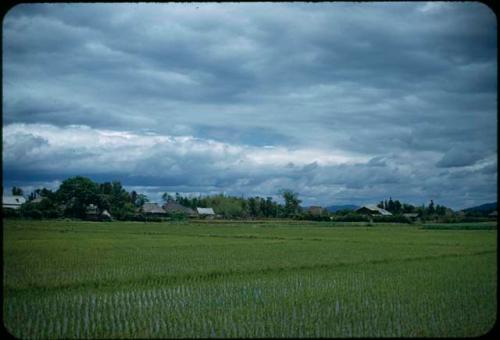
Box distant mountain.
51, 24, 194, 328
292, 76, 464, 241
462, 202, 497, 213
325, 204, 359, 212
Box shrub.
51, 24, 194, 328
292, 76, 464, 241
2, 208, 20, 218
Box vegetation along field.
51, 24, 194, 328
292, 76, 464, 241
3, 219, 497, 338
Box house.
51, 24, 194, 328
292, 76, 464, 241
403, 213, 419, 218
488, 210, 497, 217
307, 206, 325, 216
356, 205, 392, 216
403, 213, 419, 221
142, 202, 166, 214
196, 207, 215, 218
100, 210, 113, 221
85, 204, 99, 220
163, 201, 196, 216
3, 195, 26, 210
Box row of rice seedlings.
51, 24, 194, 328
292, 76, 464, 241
4, 251, 495, 338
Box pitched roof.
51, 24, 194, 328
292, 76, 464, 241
403, 213, 419, 218
3, 195, 26, 206
142, 203, 166, 214
163, 201, 195, 214
196, 207, 215, 215
357, 204, 393, 216
31, 197, 46, 203
307, 206, 324, 215
100, 210, 112, 218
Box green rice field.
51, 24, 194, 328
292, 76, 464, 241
3, 219, 497, 338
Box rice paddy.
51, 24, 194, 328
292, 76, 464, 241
3, 219, 497, 338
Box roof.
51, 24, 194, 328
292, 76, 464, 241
142, 203, 166, 214
196, 207, 215, 215
307, 206, 324, 215
3, 195, 26, 206
31, 197, 46, 203
86, 204, 98, 214
100, 210, 112, 218
403, 213, 419, 218
357, 205, 392, 216
163, 201, 195, 214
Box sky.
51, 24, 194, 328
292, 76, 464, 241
2, 2, 497, 209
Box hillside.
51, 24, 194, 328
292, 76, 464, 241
462, 202, 497, 214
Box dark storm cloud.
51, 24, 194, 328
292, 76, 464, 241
2, 2, 497, 209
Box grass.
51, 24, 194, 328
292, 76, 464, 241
3, 219, 497, 338
420, 221, 497, 230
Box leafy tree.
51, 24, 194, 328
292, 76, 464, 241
12, 186, 23, 196
99, 182, 113, 195
130, 191, 138, 205
134, 194, 149, 207
428, 200, 435, 215
162, 192, 174, 203
435, 204, 447, 216
56, 176, 99, 218
248, 197, 258, 217
281, 190, 302, 217
387, 197, 394, 212
393, 200, 402, 214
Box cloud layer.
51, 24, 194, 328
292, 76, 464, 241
2, 2, 497, 209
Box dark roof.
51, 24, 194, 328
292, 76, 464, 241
307, 206, 324, 215
163, 201, 195, 214
142, 203, 166, 214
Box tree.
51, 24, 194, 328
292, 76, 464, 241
402, 203, 415, 213
387, 197, 394, 212
248, 197, 258, 217
12, 186, 23, 196
428, 200, 435, 215
28, 191, 37, 201
130, 191, 138, 205
281, 190, 301, 217
435, 204, 446, 216
134, 194, 149, 207
162, 192, 174, 203
56, 176, 99, 218
393, 200, 402, 214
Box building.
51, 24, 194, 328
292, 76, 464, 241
85, 204, 99, 220
356, 205, 392, 216
307, 206, 325, 216
100, 210, 113, 221
163, 201, 196, 216
488, 210, 497, 217
403, 213, 419, 221
3, 195, 26, 210
142, 202, 166, 214
196, 207, 215, 218
403, 213, 419, 218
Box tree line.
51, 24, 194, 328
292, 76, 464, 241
3, 176, 493, 222
377, 197, 451, 217
3, 176, 302, 220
